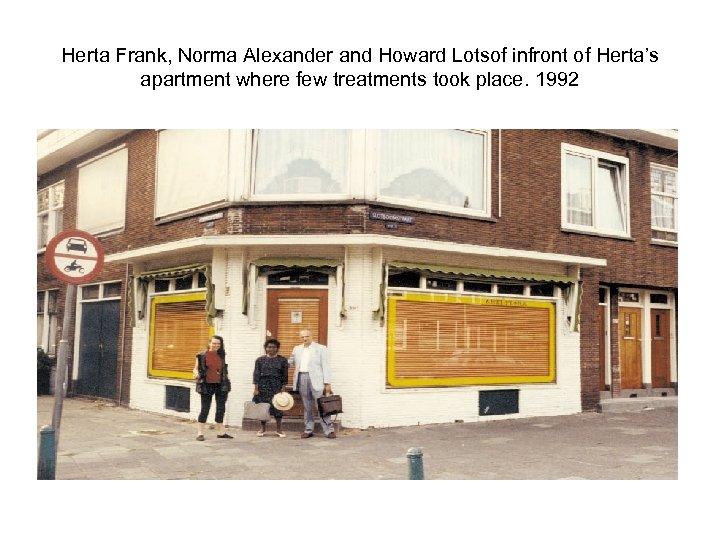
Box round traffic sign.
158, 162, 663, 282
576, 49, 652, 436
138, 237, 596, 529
44, 229, 105, 284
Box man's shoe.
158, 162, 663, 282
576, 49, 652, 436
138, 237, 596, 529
196, 435, 205, 441
217, 433, 233, 439
326, 432, 336, 439
301, 432, 313, 439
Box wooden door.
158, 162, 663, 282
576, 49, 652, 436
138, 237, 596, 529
266, 289, 328, 386
651, 309, 671, 388
266, 289, 328, 417
598, 304, 607, 390
619, 307, 642, 389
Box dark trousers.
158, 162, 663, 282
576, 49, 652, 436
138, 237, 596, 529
198, 384, 228, 423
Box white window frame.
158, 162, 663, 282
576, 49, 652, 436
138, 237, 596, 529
37, 289, 59, 356
37, 180, 64, 251
650, 163, 678, 245
370, 129, 491, 217
561, 143, 631, 237
250, 129, 357, 202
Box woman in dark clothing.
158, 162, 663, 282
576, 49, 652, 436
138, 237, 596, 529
253, 338, 289, 437
193, 335, 233, 441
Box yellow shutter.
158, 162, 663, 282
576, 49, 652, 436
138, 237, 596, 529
387, 293, 555, 386
149, 293, 212, 379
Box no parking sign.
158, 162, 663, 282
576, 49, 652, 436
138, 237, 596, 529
44, 229, 104, 285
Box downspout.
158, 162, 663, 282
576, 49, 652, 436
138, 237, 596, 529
117, 262, 129, 405
498, 129, 502, 218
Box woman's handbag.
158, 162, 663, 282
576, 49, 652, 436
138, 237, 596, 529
243, 401, 271, 421
317, 393, 343, 417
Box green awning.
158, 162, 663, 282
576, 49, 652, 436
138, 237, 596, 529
389, 262, 576, 284
244, 258, 344, 318
132, 263, 215, 326
253, 257, 341, 270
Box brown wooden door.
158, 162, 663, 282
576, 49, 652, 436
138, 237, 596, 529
266, 289, 328, 387
619, 307, 642, 389
598, 304, 606, 390
651, 309, 671, 388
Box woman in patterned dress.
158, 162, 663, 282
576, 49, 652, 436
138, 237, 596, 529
252, 338, 289, 437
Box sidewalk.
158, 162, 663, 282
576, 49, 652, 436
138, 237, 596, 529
37, 395, 677, 480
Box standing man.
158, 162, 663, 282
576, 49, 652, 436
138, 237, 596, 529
289, 329, 336, 439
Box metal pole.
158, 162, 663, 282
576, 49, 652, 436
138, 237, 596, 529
51, 284, 76, 451
37, 425, 56, 480
406, 447, 425, 480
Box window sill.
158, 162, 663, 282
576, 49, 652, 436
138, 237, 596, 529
650, 239, 678, 248
561, 227, 634, 242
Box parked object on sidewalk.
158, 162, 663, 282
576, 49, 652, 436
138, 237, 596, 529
37, 348, 53, 396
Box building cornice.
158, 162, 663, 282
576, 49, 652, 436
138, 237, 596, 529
105, 233, 607, 268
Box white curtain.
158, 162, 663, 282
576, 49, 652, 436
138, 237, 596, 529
254, 129, 348, 195
565, 153, 592, 226
156, 130, 228, 217
378, 130, 485, 210
77, 147, 128, 234
595, 162, 626, 232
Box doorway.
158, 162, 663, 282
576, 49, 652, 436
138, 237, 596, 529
75, 300, 120, 398
619, 307, 642, 389
651, 309, 671, 388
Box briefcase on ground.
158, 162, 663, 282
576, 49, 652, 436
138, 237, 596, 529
243, 401, 271, 421
317, 394, 343, 416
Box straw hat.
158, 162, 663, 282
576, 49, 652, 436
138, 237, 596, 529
272, 391, 294, 411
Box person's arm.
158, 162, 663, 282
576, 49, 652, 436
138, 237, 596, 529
282, 357, 289, 389
192, 354, 201, 380
320, 346, 332, 393
287, 346, 296, 366
252, 358, 260, 395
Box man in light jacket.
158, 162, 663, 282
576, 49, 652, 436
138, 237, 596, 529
288, 329, 335, 439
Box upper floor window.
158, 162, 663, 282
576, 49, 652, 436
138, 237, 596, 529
650, 164, 678, 243
156, 130, 229, 218
561, 143, 630, 237
375, 130, 489, 215
37, 181, 64, 250
253, 129, 349, 196
77, 146, 128, 235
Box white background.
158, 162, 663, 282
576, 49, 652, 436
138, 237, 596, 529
5, 0, 715, 537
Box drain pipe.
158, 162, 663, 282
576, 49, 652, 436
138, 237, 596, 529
117, 262, 129, 405
498, 129, 502, 218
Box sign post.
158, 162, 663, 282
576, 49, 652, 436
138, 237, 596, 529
41, 230, 104, 478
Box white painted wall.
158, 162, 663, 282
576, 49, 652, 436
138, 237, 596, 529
128, 245, 582, 429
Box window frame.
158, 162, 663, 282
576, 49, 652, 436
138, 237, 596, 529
371, 129, 492, 217
561, 143, 631, 237
76, 145, 128, 236
148, 292, 213, 380
37, 180, 64, 251
249, 129, 356, 202
650, 162, 678, 244
37, 289, 59, 356
386, 291, 557, 387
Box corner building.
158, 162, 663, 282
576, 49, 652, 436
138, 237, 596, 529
37, 129, 678, 428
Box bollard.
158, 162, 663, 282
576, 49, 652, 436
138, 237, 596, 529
406, 447, 424, 480
37, 425, 56, 480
